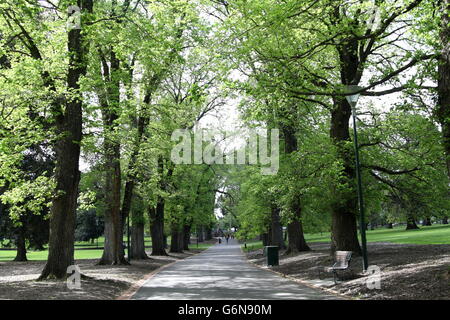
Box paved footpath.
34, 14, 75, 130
132, 239, 340, 300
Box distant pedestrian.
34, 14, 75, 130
226, 235, 229, 244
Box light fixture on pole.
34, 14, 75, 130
346, 85, 369, 272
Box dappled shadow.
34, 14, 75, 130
247, 242, 450, 300
0, 252, 202, 300
133, 241, 340, 300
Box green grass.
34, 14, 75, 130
241, 241, 265, 252
0, 249, 105, 261
0, 236, 215, 262
241, 224, 450, 251
305, 223, 450, 245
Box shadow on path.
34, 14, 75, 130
132, 239, 340, 300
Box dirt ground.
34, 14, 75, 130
0, 247, 209, 300
245, 242, 450, 300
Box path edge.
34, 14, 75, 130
117, 245, 216, 300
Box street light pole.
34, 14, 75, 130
127, 215, 131, 263
346, 85, 369, 272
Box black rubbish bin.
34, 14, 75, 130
265, 246, 279, 266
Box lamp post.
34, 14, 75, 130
127, 215, 131, 262
346, 85, 369, 272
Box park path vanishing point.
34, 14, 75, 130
131, 239, 340, 300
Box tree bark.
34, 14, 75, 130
205, 228, 212, 241
406, 214, 420, 230
437, 0, 450, 180
285, 206, 310, 254
422, 217, 432, 226
130, 206, 148, 260
183, 224, 191, 250
270, 207, 286, 249
329, 37, 363, 254
170, 224, 183, 253
262, 233, 269, 246
283, 126, 310, 254
40, 0, 93, 279
149, 201, 167, 256
14, 228, 27, 262
98, 49, 127, 266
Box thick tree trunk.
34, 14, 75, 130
205, 228, 212, 241
170, 224, 184, 253
270, 207, 286, 249
285, 208, 310, 254
262, 233, 269, 246
99, 142, 127, 265
130, 206, 148, 260
443, 217, 449, 224
437, 0, 450, 180
267, 227, 273, 245
40, 0, 93, 280
149, 201, 167, 256
131, 224, 148, 259
283, 126, 310, 254
183, 224, 191, 250
98, 45, 127, 265
327, 30, 363, 256
14, 229, 27, 262
422, 217, 432, 226
406, 214, 420, 230
329, 96, 362, 255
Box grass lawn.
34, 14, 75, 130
305, 223, 450, 245
242, 223, 450, 251
0, 237, 215, 261
0, 249, 105, 261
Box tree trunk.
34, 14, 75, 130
329, 96, 362, 255
14, 228, 27, 262
170, 224, 183, 253
387, 223, 393, 229
422, 217, 432, 226
98, 142, 127, 265
39, 0, 93, 280
443, 217, 449, 224
205, 228, 212, 241
437, 0, 450, 181
327, 30, 363, 256
283, 126, 310, 254
406, 214, 420, 230
183, 224, 191, 250
130, 207, 148, 260
270, 207, 286, 249
149, 201, 167, 256
267, 227, 273, 245
98, 45, 127, 265
262, 233, 269, 246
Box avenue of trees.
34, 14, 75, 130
0, 0, 449, 279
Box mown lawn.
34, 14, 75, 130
305, 223, 450, 245
0, 236, 215, 261
242, 223, 450, 251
